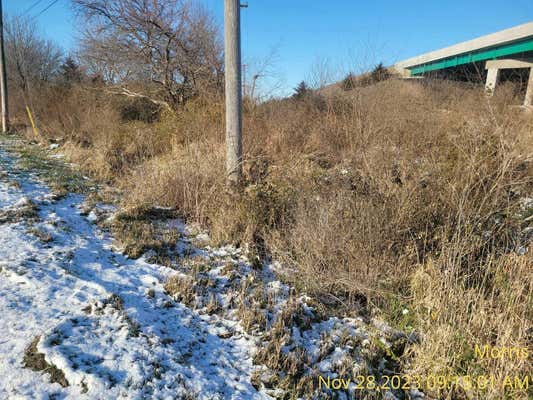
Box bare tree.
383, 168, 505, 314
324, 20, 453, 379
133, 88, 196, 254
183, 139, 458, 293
307, 56, 337, 89
4, 15, 62, 131
77, 35, 134, 84
243, 46, 285, 103
73, 0, 223, 109
5, 16, 62, 95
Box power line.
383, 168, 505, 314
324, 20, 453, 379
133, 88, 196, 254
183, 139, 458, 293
19, 0, 61, 20
22, 0, 46, 16
34, 0, 61, 18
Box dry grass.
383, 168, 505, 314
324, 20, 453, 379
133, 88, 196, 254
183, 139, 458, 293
411, 252, 532, 399
23, 337, 69, 388
110, 209, 180, 260
16, 77, 533, 399
0, 198, 39, 224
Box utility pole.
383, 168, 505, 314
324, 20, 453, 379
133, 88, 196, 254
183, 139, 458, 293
224, 0, 244, 186
0, 0, 8, 133
242, 64, 247, 98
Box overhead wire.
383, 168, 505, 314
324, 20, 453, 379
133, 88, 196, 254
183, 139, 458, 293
21, 0, 46, 16
33, 0, 61, 19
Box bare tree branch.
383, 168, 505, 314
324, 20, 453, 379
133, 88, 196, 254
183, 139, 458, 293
73, 0, 223, 108
104, 86, 173, 112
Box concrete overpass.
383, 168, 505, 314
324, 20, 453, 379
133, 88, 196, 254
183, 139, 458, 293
394, 22, 533, 106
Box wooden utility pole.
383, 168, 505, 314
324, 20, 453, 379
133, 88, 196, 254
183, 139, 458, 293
242, 64, 247, 98
0, 0, 8, 133
224, 0, 243, 186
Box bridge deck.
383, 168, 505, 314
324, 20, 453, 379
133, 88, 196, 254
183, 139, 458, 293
395, 22, 533, 76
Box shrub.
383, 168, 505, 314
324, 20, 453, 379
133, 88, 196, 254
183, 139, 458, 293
18, 77, 532, 400
370, 62, 391, 82
116, 97, 162, 123
341, 72, 357, 90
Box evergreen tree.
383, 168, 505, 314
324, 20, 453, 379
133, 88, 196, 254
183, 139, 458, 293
292, 81, 309, 99
370, 62, 390, 83
60, 57, 83, 84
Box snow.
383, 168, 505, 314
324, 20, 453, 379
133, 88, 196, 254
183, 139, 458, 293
0, 141, 406, 400
0, 149, 269, 399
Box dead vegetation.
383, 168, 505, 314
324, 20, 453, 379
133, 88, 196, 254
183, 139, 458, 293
23, 337, 69, 388
28, 227, 53, 243
0, 198, 39, 224
4, 4, 532, 396
10, 76, 532, 399
110, 208, 180, 261
84, 294, 142, 338
34, 78, 529, 400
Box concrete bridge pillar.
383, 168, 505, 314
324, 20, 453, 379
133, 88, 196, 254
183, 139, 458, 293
485, 60, 533, 107
525, 67, 533, 107
485, 68, 500, 94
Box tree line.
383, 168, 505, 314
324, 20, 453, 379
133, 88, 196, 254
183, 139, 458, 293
6, 0, 224, 117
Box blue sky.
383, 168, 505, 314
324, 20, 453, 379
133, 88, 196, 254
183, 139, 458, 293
4, 0, 533, 96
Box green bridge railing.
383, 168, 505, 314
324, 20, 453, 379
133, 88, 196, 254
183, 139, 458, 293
408, 37, 533, 75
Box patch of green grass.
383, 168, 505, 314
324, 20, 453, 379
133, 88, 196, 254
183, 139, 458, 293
380, 295, 417, 333
0, 133, 93, 195
15, 145, 92, 194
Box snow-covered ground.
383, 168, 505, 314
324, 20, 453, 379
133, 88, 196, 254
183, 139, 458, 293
0, 140, 419, 400
0, 147, 268, 399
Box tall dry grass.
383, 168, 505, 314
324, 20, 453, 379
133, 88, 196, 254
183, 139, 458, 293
18, 77, 533, 399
